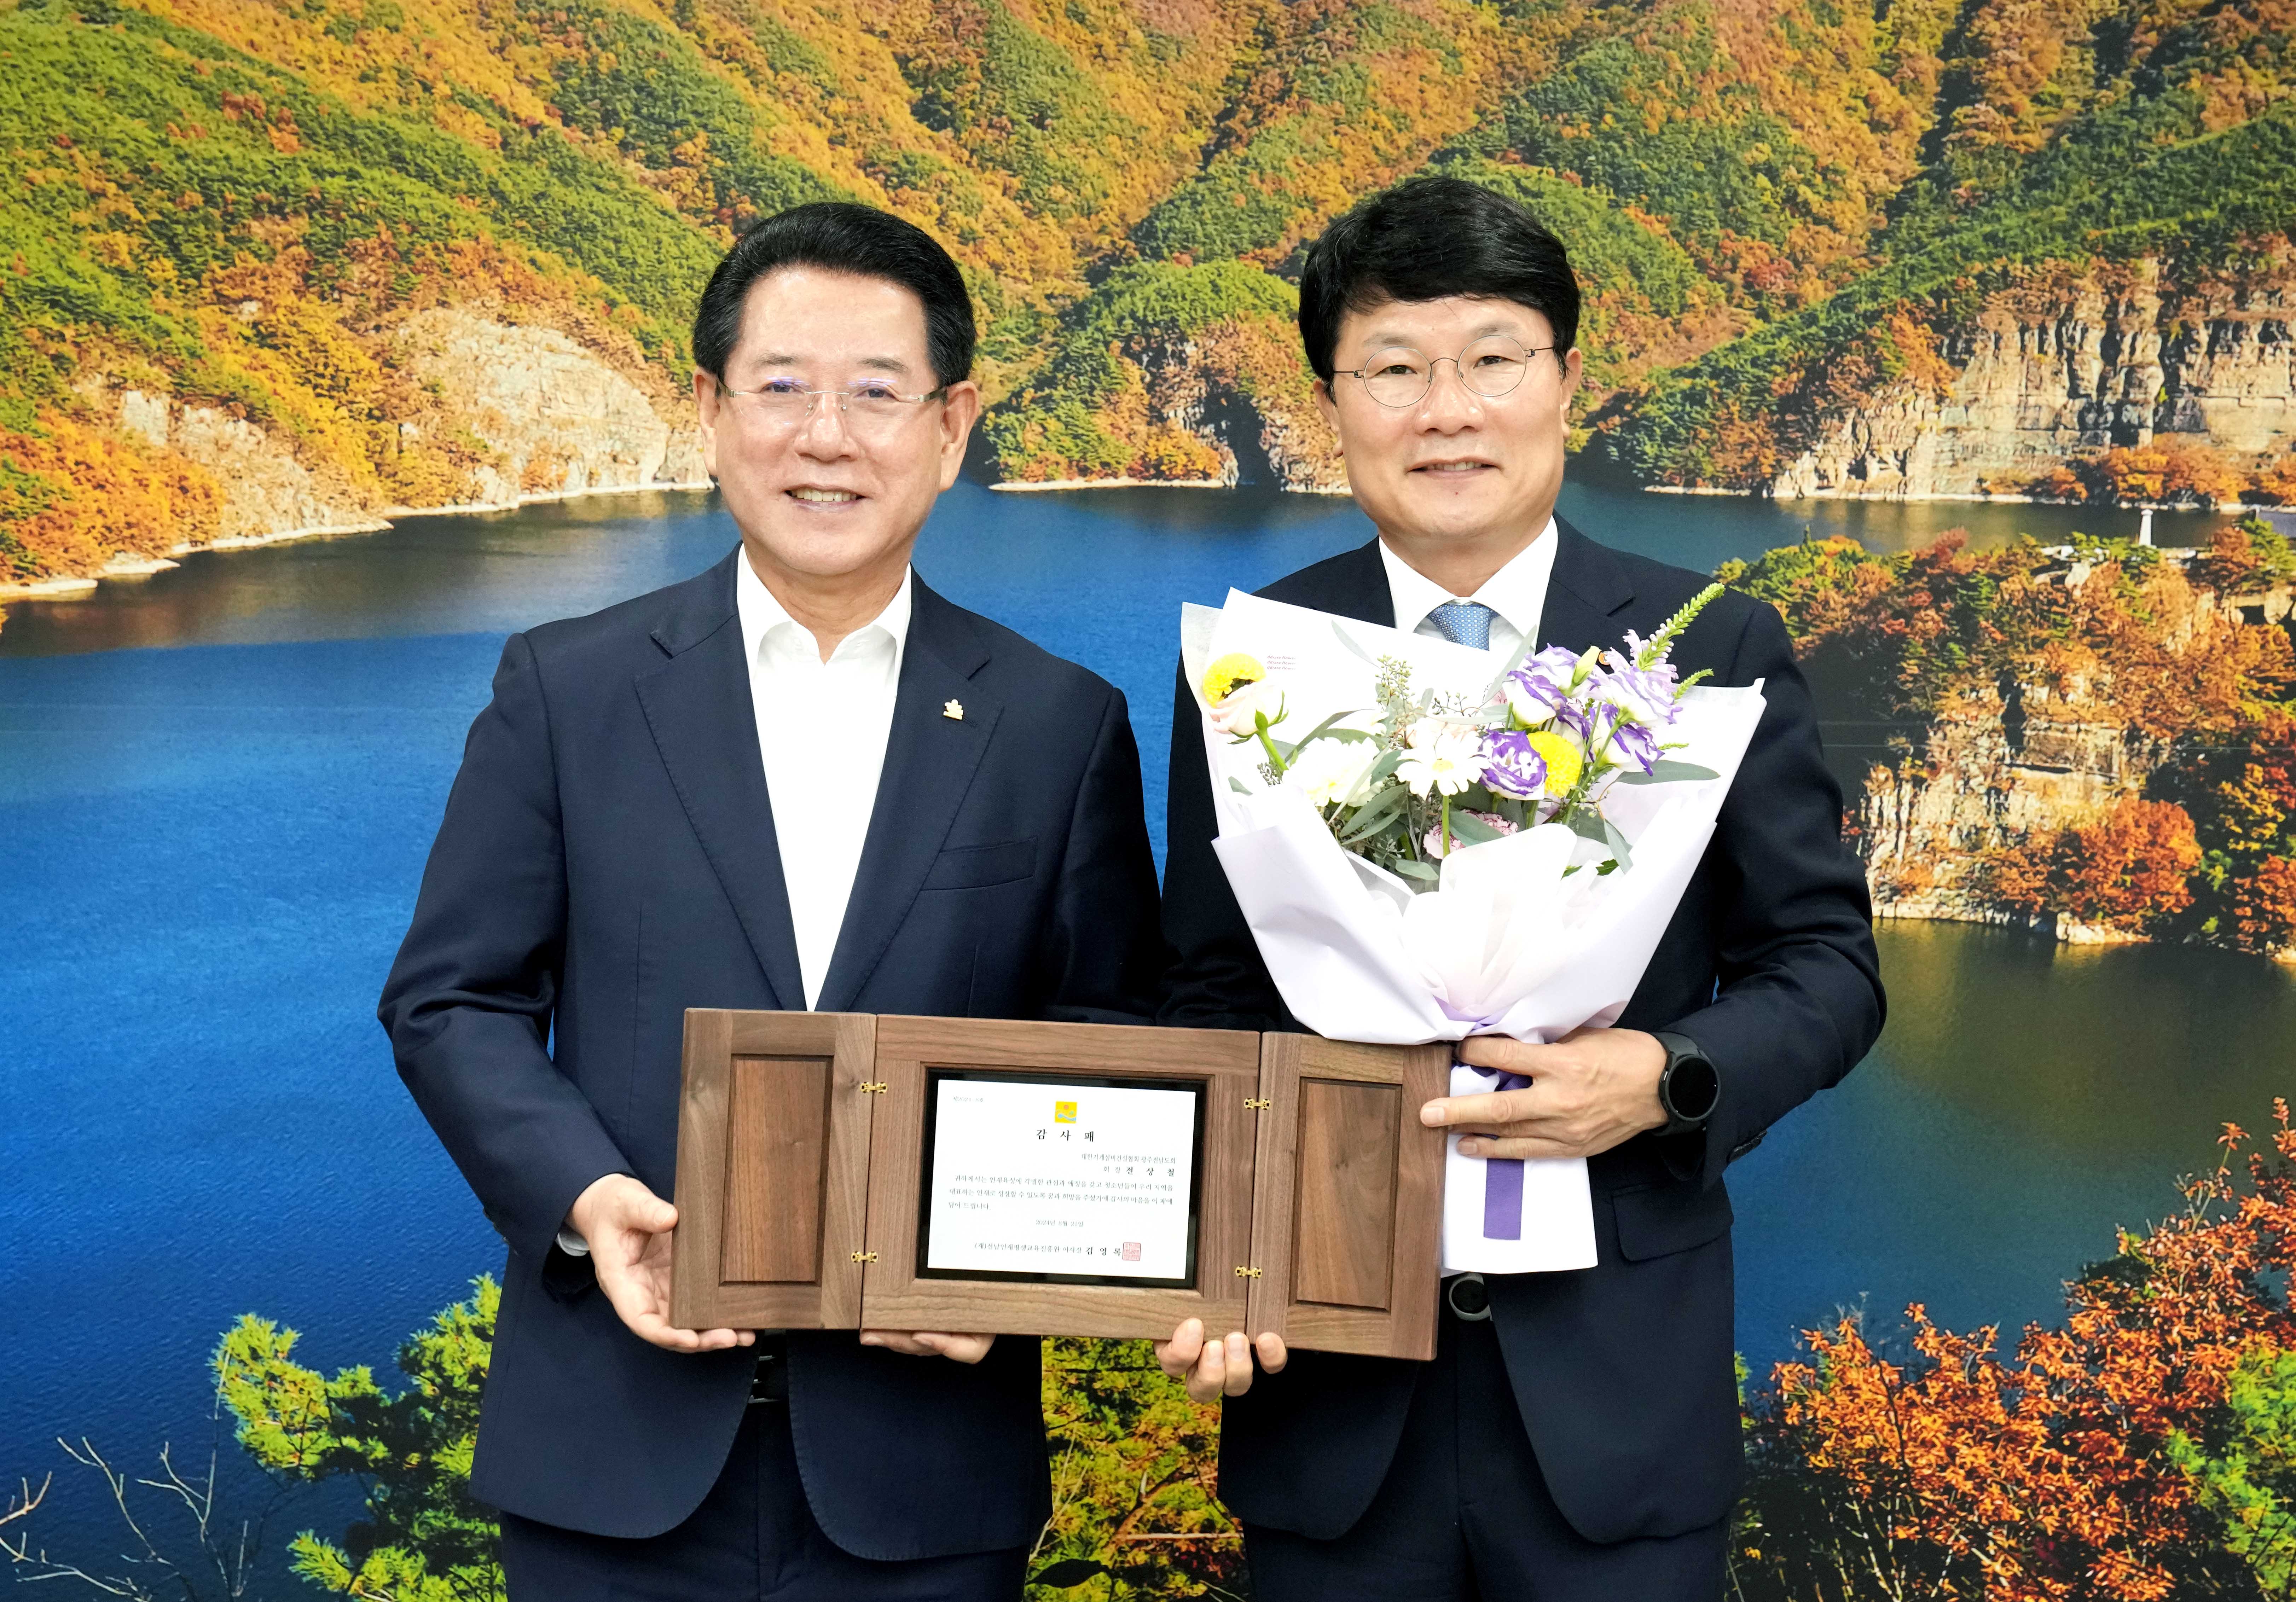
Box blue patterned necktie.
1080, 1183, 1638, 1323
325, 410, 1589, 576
1426, 599, 1497, 650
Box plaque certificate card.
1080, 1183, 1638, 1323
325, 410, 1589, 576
920, 1072, 1204, 1286
671, 1012, 1448, 1358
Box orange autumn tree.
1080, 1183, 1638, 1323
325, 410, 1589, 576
1734, 1108, 2296, 1601
2155, 705, 2296, 959
1982, 796, 2204, 934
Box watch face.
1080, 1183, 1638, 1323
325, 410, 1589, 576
1666, 1054, 1720, 1123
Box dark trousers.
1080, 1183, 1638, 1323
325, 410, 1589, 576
1244, 1300, 1728, 1602
498, 1375, 1029, 1602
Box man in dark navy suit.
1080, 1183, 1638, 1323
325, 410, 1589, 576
378, 203, 1163, 1599
1156, 178, 1885, 1598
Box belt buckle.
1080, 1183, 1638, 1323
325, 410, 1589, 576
1444, 1272, 1491, 1321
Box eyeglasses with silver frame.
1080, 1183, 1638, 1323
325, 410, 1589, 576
1337, 335, 1558, 408
715, 375, 951, 431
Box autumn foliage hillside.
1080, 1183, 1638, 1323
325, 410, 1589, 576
3, 0, 2292, 584
1591, 0, 2296, 497
1722, 518, 2296, 957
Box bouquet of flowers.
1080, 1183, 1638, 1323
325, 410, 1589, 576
1181, 585, 1769, 1274
1202, 586, 1728, 882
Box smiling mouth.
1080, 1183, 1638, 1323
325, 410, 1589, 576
789, 487, 862, 503
1411, 460, 1495, 475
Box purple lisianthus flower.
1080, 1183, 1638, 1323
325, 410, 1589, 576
1608, 718, 1663, 774
1478, 728, 1549, 800
1594, 651, 1683, 726
1502, 645, 1583, 726
1555, 698, 1612, 749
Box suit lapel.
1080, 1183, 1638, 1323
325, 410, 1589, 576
1537, 516, 1637, 654
633, 551, 807, 1011
812, 579, 1002, 1014
1299, 538, 1396, 626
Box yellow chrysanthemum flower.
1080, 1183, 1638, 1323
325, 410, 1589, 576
1201, 653, 1267, 707
1523, 730, 1583, 797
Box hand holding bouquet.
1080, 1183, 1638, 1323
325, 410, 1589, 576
1182, 586, 1768, 1273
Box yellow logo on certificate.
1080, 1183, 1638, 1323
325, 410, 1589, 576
1054, 1100, 1078, 1124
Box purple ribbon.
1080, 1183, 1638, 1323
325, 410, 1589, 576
1468, 1065, 1533, 1240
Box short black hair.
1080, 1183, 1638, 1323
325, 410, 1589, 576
691, 202, 975, 389
1297, 176, 1581, 383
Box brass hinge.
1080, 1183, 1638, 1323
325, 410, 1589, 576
1233, 1265, 1262, 1279
1243, 1097, 1271, 1110
859, 1081, 888, 1094
850, 1250, 879, 1264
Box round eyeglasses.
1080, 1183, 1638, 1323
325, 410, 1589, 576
717, 377, 950, 434
1337, 336, 1556, 408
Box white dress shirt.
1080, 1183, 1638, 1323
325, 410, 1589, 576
734, 551, 913, 1011
558, 556, 914, 1261
1378, 516, 1559, 659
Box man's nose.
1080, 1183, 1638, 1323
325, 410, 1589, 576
1414, 359, 1484, 429
794, 391, 858, 454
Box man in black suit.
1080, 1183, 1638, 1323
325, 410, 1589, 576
1156, 177, 1884, 1598
378, 203, 1163, 1599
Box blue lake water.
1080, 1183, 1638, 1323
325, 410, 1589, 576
2, 477, 2287, 1567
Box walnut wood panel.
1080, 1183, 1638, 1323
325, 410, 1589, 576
670, 1010, 876, 1331
721, 1055, 829, 1283
1246, 1034, 1449, 1360
1290, 1080, 1401, 1310
857, 1016, 1263, 1340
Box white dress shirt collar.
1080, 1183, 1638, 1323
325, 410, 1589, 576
734, 550, 914, 677
1379, 517, 1559, 652
731, 550, 914, 1012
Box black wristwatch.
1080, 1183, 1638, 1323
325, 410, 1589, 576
1651, 1031, 1720, 1136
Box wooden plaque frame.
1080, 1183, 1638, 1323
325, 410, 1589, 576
671, 1011, 1449, 1358
667, 1011, 877, 1333
1244, 1033, 1449, 1360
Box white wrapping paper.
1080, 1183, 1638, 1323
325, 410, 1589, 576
1183, 591, 1766, 1274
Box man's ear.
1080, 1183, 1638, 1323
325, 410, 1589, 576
1312, 377, 1343, 458
1557, 347, 1584, 418
938, 380, 983, 488
692, 368, 721, 481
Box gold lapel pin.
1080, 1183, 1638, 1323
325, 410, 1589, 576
943, 699, 965, 721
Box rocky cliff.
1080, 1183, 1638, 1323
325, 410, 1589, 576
40, 309, 709, 593
1860, 696, 2162, 941
392, 311, 708, 507
1849, 544, 2296, 950
1772, 257, 2296, 502
1127, 326, 1346, 494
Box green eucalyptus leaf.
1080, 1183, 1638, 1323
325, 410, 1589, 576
1294, 709, 1373, 748
1613, 760, 1720, 786
1448, 809, 1502, 844
1602, 814, 1633, 871
1339, 788, 1407, 842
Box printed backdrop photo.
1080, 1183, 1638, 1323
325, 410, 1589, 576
3, 0, 2295, 1595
